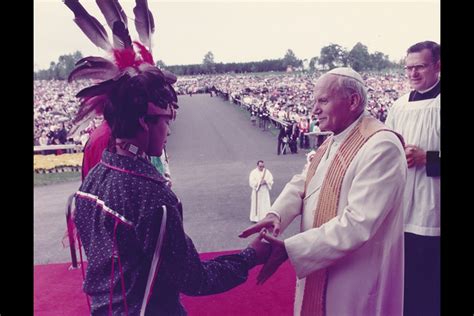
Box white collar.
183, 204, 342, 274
332, 112, 367, 145
416, 78, 440, 94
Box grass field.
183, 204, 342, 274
34, 172, 81, 187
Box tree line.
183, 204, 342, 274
34, 42, 402, 80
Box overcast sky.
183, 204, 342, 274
34, 0, 440, 71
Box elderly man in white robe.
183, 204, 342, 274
240, 67, 407, 316
249, 160, 274, 222
385, 40, 440, 316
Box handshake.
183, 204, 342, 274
239, 213, 289, 285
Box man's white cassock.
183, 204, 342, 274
249, 168, 274, 222
270, 115, 407, 316
385, 93, 440, 236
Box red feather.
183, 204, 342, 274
84, 95, 108, 115
113, 48, 137, 70
74, 95, 108, 124
133, 41, 154, 65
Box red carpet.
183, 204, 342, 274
34, 250, 296, 315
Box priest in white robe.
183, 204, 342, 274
240, 68, 407, 316
249, 160, 274, 222
385, 41, 440, 316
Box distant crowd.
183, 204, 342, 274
34, 71, 410, 146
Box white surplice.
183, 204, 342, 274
270, 115, 407, 316
385, 93, 440, 236
249, 168, 274, 222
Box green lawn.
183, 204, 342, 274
34, 172, 81, 187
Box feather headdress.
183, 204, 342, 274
64, 0, 177, 135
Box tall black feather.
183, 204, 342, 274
63, 0, 112, 51
112, 21, 132, 49
75, 71, 132, 99
68, 56, 119, 82
133, 0, 155, 51
74, 56, 114, 66
96, 0, 128, 31
76, 78, 117, 99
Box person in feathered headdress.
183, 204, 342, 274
63, 0, 178, 179
65, 1, 271, 315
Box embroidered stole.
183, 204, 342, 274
255, 169, 266, 218
300, 116, 404, 316
256, 169, 267, 192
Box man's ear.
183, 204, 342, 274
434, 60, 441, 73
348, 93, 362, 112
138, 117, 149, 132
